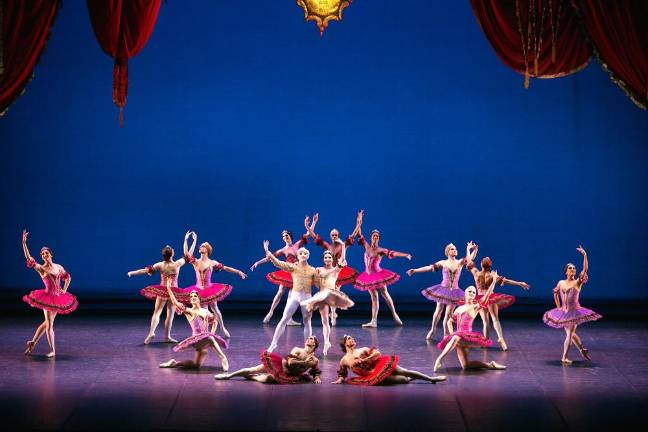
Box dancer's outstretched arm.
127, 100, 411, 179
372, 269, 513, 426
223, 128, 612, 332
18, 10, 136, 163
406, 262, 441, 276
218, 261, 247, 279
127, 263, 159, 277
499, 276, 530, 290
465, 241, 478, 264
385, 249, 412, 260
183, 230, 196, 257
22, 230, 43, 273
305, 214, 319, 240
264, 241, 295, 272
350, 210, 363, 238
576, 245, 588, 288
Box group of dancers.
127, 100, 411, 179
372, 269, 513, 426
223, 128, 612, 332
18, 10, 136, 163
19, 209, 602, 384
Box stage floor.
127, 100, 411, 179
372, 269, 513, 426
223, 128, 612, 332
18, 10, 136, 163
1, 313, 646, 431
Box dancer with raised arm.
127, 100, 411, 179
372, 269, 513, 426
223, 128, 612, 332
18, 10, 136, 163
159, 284, 229, 371
543, 246, 601, 364
433, 273, 506, 372
181, 231, 247, 338
333, 335, 446, 385
407, 242, 471, 340
127, 232, 190, 344
21, 230, 78, 358
263, 240, 318, 352
465, 250, 530, 351
250, 221, 310, 325
353, 212, 411, 328
215, 336, 321, 384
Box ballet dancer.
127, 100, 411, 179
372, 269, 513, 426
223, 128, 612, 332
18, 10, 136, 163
543, 246, 601, 364
21, 230, 78, 358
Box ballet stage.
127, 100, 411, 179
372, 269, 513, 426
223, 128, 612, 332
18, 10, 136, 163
1, 312, 645, 431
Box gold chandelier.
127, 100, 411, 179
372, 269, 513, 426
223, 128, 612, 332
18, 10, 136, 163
296, 0, 352, 36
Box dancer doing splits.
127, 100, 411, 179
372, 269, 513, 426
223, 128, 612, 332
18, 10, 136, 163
21, 230, 78, 358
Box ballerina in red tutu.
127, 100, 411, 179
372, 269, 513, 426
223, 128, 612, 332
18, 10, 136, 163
21, 230, 78, 358
180, 231, 247, 339
333, 335, 446, 385
353, 212, 412, 327
250, 220, 311, 325
433, 272, 506, 373
465, 249, 530, 351
214, 336, 321, 384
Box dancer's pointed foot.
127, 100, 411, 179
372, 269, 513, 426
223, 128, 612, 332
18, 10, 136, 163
263, 312, 273, 324
45, 351, 56, 359
487, 361, 506, 370
579, 347, 591, 361
221, 356, 229, 372
144, 334, 155, 345
430, 375, 447, 383
323, 341, 331, 356
433, 360, 442, 373
498, 338, 508, 351
222, 328, 231, 339
24, 340, 35, 355
393, 315, 403, 326
330, 311, 337, 327
361, 320, 377, 328
561, 358, 572, 365
287, 318, 301, 326
164, 337, 178, 343
425, 329, 435, 341
214, 373, 230, 380
159, 359, 178, 368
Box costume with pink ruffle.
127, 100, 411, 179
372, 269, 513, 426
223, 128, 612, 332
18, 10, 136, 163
140, 266, 184, 300
260, 350, 321, 384
437, 309, 492, 350
313, 234, 359, 286
300, 266, 355, 310
459, 265, 516, 309
353, 235, 400, 291
421, 260, 466, 305
178, 260, 232, 304
543, 275, 602, 328
337, 348, 399, 386
173, 305, 228, 352
23, 258, 78, 314
266, 235, 309, 288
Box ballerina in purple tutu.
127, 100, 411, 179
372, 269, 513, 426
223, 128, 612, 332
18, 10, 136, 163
433, 274, 506, 372
21, 230, 78, 358
407, 242, 473, 340
181, 231, 247, 339
543, 246, 601, 364
159, 284, 229, 371
353, 212, 412, 328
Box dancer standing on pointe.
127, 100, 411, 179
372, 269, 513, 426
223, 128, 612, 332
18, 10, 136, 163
543, 246, 601, 364
159, 284, 229, 371
127, 232, 191, 344
407, 242, 472, 340
333, 335, 446, 385
215, 336, 321, 384
263, 240, 318, 353
301, 252, 355, 355
21, 230, 78, 358
305, 211, 361, 326
353, 212, 411, 328
433, 273, 506, 372
180, 231, 247, 338
465, 250, 530, 351
250, 221, 311, 325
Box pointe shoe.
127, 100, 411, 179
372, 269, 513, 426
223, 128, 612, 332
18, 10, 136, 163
579, 347, 591, 361
561, 358, 573, 365
222, 328, 231, 339
221, 357, 229, 372
361, 320, 377, 328
46, 351, 56, 359
433, 360, 442, 373
498, 338, 508, 351
487, 361, 506, 370
24, 340, 35, 355
159, 359, 178, 368
263, 312, 272, 324
287, 318, 301, 326
144, 334, 155, 345
426, 329, 435, 341
393, 315, 403, 326
323, 341, 331, 356
431, 375, 447, 383
330, 311, 338, 327
214, 373, 230, 380
164, 336, 178, 343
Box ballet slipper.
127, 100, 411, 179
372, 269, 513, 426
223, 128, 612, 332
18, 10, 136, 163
45, 351, 56, 359
361, 320, 377, 328
487, 361, 506, 370
393, 315, 403, 326
214, 373, 230, 380
431, 375, 447, 383
144, 334, 155, 345
263, 312, 273, 324
221, 356, 229, 372
433, 360, 442, 373
498, 338, 508, 351
222, 327, 231, 339
425, 329, 435, 341
579, 347, 591, 361
24, 340, 35, 355
323, 341, 331, 356
561, 358, 572, 365
330, 311, 337, 327
164, 336, 178, 343
159, 359, 178, 368
287, 319, 301, 326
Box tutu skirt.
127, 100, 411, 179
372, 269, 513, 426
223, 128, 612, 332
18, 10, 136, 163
437, 331, 492, 350
348, 355, 399, 386
177, 283, 232, 304
173, 332, 228, 352
23, 289, 78, 314
421, 284, 464, 305
260, 350, 312, 384
336, 266, 359, 286
543, 307, 602, 329
458, 293, 516, 310
301, 289, 354, 310
353, 270, 400, 291
266, 271, 293, 288
140, 285, 184, 301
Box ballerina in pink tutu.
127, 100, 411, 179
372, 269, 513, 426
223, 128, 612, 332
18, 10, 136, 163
433, 274, 506, 373
304, 210, 361, 326
465, 251, 530, 351
180, 231, 247, 338
21, 230, 78, 358
250, 220, 311, 325
543, 246, 601, 364
127, 232, 191, 344
159, 284, 229, 371
407, 242, 473, 340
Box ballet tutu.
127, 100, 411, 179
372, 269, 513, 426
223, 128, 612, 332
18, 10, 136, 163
173, 332, 228, 352
543, 307, 602, 329
437, 332, 492, 350
301, 289, 354, 310
260, 351, 312, 384
23, 289, 78, 314
336, 266, 359, 286
140, 285, 184, 300
421, 284, 464, 305
348, 355, 399, 386
266, 271, 293, 288
458, 293, 515, 310
353, 270, 400, 291
177, 283, 232, 304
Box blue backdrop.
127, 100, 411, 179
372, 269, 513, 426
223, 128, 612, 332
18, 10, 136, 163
1, 1, 646, 303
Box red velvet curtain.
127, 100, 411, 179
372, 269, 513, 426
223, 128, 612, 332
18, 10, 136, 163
572, 0, 647, 109
0, 0, 60, 116
471, 0, 591, 88
86, 0, 161, 126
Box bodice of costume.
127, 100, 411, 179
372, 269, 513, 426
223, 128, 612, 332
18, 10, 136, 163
476, 272, 505, 294
315, 235, 353, 265
189, 313, 212, 335
160, 271, 179, 288
283, 355, 319, 376
41, 271, 66, 295
441, 263, 464, 289
363, 253, 383, 274
193, 262, 223, 288
454, 310, 476, 332
350, 351, 379, 376
318, 268, 340, 291
559, 287, 582, 312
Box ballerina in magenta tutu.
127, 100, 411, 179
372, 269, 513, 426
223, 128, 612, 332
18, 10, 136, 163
159, 284, 229, 371
214, 336, 321, 384
250, 219, 311, 325
433, 275, 506, 373
353, 212, 412, 328
543, 246, 601, 364
407, 242, 472, 340
465, 250, 530, 351
21, 230, 78, 358
180, 231, 247, 339
127, 232, 191, 344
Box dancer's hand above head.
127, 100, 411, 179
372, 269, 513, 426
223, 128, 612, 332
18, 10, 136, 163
22, 229, 29, 243
184, 230, 192, 240
304, 215, 310, 229
263, 240, 270, 254
576, 245, 587, 256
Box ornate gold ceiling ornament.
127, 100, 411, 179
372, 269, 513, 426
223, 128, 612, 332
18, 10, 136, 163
296, 0, 352, 36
